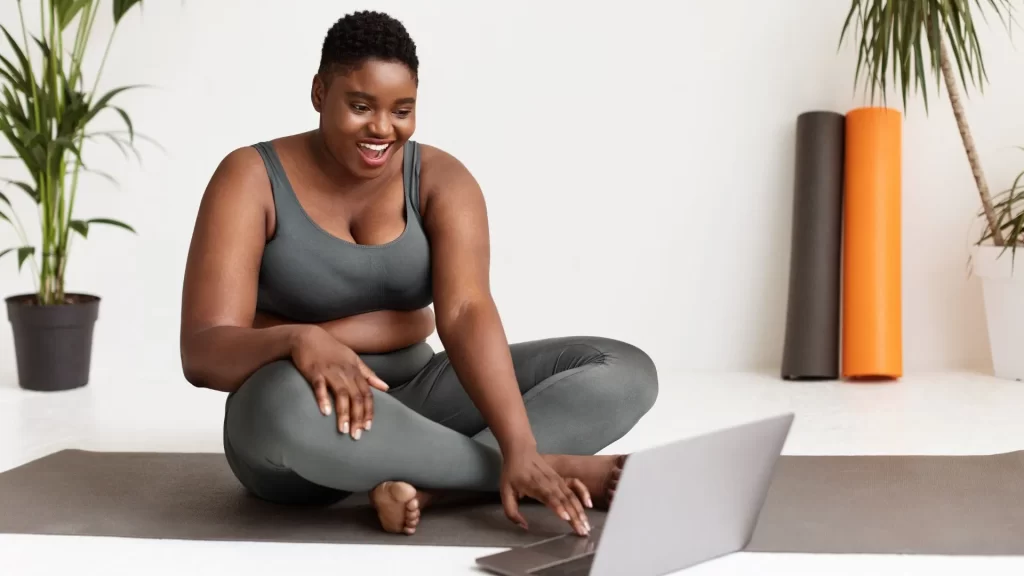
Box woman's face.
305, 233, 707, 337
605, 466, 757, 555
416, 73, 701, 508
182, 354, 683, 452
312, 58, 417, 179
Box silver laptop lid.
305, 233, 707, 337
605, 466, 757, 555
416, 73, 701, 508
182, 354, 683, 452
589, 412, 793, 576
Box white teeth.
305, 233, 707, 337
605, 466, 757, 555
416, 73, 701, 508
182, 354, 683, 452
358, 142, 389, 151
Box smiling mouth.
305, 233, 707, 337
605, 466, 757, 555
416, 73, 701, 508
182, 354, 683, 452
357, 142, 391, 159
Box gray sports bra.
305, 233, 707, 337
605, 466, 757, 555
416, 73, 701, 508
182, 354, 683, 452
252, 140, 433, 323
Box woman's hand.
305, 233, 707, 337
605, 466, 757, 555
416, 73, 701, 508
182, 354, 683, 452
500, 445, 592, 536
289, 325, 389, 438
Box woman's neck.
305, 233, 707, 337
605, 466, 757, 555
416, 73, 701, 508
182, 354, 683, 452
307, 130, 352, 180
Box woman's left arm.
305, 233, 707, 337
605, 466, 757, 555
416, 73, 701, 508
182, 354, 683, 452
420, 146, 590, 536
420, 148, 534, 455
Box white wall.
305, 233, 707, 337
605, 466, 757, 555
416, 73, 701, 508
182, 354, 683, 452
1, 0, 1022, 390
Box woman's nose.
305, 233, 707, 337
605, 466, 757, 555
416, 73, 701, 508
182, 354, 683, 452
368, 112, 392, 137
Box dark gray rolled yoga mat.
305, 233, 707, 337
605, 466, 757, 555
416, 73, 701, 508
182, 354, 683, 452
1, 449, 1023, 555
781, 111, 845, 380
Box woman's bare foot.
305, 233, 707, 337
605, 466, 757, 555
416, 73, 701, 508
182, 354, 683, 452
369, 481, 434, 535
543, 454, 627, 508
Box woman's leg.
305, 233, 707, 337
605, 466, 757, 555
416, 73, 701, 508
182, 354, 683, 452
388, 335, 658, 509
392, 335, 659, 456
223, 335, 658, 533
223, 358, 505, 498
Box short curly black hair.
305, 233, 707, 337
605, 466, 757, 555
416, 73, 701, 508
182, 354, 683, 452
318, 11, 419, 83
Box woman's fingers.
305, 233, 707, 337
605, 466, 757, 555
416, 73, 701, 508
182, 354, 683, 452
565, 477, 593, 511
347, 373, 366, 439
358, 361, 389, 392
501, 482, 528, 530
540, 473, 588, 536
328, 372, 351, 435
557, 483, 588, 536
354, 362, 381, 432
362, 377, 375, 431
311, 373, 332, 416
535, 478, 585, 536
563, 479, 591, 532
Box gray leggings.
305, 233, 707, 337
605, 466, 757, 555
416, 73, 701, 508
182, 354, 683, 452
223, 336, 659, 505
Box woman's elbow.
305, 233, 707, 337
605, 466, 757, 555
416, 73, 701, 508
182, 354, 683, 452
434, 297, 490, 339
179, 332, 212, 388
179, 345, 205, 388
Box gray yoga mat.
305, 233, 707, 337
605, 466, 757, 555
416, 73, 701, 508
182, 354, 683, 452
781, 110, 845, 380
0, 449, 1022, 555
0, 449, 596, 547
748, 450, 1024, 555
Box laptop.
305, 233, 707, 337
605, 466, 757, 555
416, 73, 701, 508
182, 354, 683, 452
475, 412, 794, 576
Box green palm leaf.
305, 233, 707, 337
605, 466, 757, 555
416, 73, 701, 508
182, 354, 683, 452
839, 0, 1017, 113
0, 246, 36, 271
0, 0, 155, 304
839, 0, 1020, 249
70, 217, 137, 238
113, 0, 145, 24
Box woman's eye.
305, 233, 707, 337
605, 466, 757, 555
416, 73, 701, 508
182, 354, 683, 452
395, 109, 412, 118
351, 104, 370, 113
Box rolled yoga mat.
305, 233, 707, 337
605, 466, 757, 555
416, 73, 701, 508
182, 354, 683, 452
1, 448, 1022, 555
781, 111, 845, 380
842, 107, 902, 379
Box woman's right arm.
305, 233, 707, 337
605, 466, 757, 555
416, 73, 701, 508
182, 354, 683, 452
179, 147, 303, 392
253, 308, 435, 354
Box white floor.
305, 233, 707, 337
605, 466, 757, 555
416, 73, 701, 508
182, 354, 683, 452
1, 370, 1023, 576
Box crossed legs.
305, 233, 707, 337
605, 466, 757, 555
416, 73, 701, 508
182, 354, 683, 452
223, 336, 659, 533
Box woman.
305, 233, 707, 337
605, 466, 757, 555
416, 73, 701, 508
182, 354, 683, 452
179, 10, 658, 537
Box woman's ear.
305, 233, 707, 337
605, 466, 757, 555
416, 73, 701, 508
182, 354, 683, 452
311, 74, 325, 113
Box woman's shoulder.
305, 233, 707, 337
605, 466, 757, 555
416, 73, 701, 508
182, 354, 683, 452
415, 142, 478, 200
411, 141, 486, 228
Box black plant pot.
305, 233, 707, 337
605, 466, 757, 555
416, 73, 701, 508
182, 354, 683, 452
5, 293, 100, 392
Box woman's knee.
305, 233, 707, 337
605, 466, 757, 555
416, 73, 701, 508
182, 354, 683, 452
586, 337, 659, 420
225, 361, 322, 455
226, 360, 410, 458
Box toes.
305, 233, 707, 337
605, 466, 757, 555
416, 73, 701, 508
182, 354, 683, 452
404, 511, 420, 535
608, 466, 621, 493
407, 498, 419, 512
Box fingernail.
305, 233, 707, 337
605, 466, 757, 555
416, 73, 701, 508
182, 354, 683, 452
365, 420, 372, 431
585, 521, 591, 531
586, 497, 593, 508
353, 428, 362, 440
342, 422, 349, 434
561, 512, 570, 521
322, 404, 331, 415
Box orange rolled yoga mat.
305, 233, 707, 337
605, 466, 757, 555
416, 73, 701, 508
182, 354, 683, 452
842, 107, 902, 379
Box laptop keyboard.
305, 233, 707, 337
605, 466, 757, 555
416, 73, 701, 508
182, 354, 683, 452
529, 554, 595, 576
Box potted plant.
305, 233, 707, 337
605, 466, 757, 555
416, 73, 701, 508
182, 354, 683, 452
839, 0, 1023, 380
972, 161, 1024, 380
0, 0, 148, 391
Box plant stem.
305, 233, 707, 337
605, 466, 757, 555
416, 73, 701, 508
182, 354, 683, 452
938, 31, 1005, 247
60, 3, 110, 285
51, 1, 66, 303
